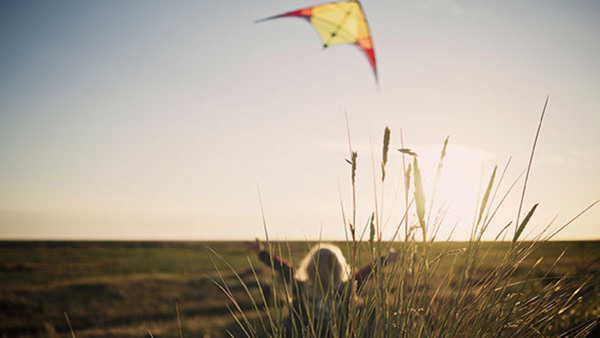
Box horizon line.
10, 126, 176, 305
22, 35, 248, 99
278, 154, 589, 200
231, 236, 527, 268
1, 238, 599, 242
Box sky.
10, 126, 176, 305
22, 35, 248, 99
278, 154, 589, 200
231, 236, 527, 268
0, 0, 598, 241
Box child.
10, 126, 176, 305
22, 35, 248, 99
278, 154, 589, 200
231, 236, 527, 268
245, 239, 398, 336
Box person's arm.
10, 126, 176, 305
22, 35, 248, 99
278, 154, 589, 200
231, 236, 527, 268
245, 239, 295, 282
354, 248, 399, 290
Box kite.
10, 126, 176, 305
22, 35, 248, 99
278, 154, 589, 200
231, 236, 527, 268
258, 1, 378, 82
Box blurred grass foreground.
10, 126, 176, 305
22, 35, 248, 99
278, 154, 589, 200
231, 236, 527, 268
0, 240, 599, 337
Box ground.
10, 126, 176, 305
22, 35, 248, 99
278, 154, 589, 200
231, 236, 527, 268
1, 241, 599, 337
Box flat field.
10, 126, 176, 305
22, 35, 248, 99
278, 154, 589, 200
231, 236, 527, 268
1, 241, 599, 337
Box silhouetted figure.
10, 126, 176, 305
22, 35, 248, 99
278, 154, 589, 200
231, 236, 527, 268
245, 239, 398, 337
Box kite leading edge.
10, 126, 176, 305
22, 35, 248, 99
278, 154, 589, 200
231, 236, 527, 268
257, 0, 378, 83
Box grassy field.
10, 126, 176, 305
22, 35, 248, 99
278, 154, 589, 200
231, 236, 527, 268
1, 240, 599, 337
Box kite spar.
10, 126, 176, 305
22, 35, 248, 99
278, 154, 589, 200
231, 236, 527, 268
257, 0, 378, 83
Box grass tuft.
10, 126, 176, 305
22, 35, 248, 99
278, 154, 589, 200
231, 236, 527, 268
215, 102, 598, 337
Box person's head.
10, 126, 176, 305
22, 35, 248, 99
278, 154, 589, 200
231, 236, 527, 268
296, 243, 350, 298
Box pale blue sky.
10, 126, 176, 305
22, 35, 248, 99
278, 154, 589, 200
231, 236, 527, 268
1, 0, 598, 240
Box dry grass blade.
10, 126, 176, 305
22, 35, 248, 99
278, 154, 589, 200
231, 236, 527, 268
347, 151, 358, 185
495, 221, 513, 241
546, 199, 599, 240
176, 302, 183, 338
431, 248, 466, 265
369, 212, 376, 253
64, 312, 76, 338
477, 166, 497, 227
381, 126, 391, 181
398, 148, 417, 157
516, 95, 549, 232
513, 203, 539, 244
413, 157, 426, 241
428, 136, 449, 223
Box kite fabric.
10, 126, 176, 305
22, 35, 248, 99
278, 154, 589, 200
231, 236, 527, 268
258, 1, 378, 82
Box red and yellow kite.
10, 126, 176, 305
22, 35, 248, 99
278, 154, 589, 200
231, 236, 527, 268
258, 1, 378, 82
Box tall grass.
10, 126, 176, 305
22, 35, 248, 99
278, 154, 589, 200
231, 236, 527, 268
214, 100, 598, 337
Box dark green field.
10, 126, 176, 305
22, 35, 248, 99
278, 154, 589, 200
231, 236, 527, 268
1, 241, 599, 337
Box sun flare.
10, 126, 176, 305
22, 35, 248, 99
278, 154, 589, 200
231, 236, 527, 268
418, 144, 497, 233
